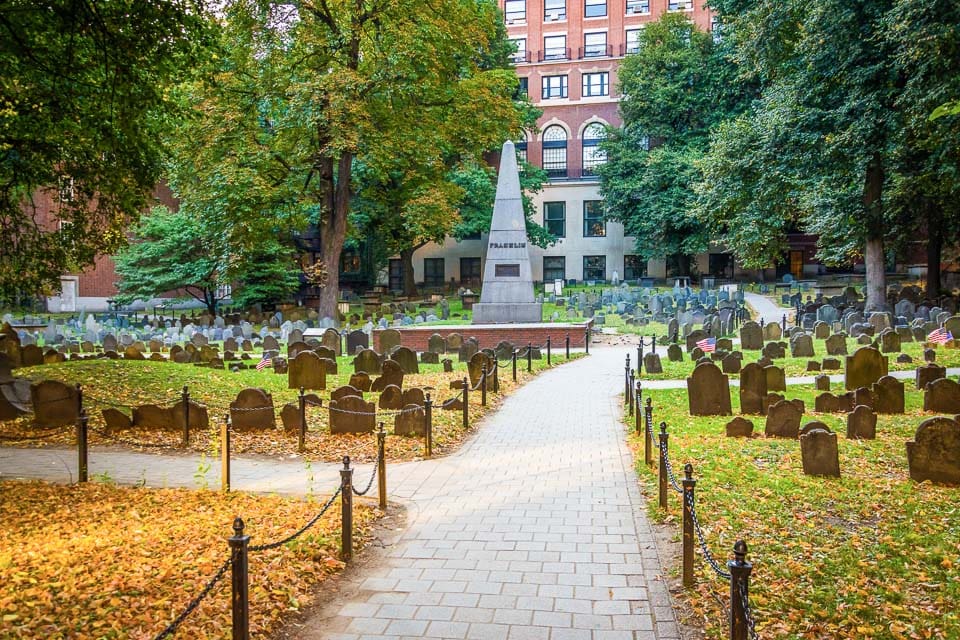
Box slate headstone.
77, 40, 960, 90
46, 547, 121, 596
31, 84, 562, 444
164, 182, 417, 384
765, 400, 802, 438
906, 417, 960, 484
846, 405, 876, 439
686, 362, 732, 416
800, 427, 841, 477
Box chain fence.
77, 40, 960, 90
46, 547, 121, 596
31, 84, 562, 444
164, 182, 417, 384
152, 558, 232, 640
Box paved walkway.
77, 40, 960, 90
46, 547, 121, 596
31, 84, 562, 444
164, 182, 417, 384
743, 291, 790, 325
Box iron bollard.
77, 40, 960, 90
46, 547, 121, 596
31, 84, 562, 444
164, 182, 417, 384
340, 456, 354, 561
222, 415, 231, 492
682, 463, 696, 588
182, 385, 191, 448
229, 517, 250, 640
585, 325, 590, 354
527, 342, 532, 372
512, 349, 517, 382
425, 394, 433, 458
729, 540, 753, 640
644, 398, 653, 466
565, 333, 570, 358
298, 387, 306, 453
77, 410, 88, 483
76, 383, 83, 418
546, 336, 551, 365
624, 354, 631, 400
781, 313, 787, 333
377, 423, 387, 509
653, 334, 657, 350
638, 339, 644, 364
634, 383, 642, 435
462, 376, 469, 430
628, 370, 636, 415
658, 422, 669, 510
493, 361, 499, 393
481, 368, 487, 407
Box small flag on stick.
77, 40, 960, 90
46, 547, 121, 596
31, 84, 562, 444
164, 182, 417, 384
696, 337, 716, 353
256, 355, 272, 370
928, 328, 953, 345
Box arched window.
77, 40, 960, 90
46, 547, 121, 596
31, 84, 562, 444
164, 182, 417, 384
542, 126, 568, 178
582, 123, 607, 176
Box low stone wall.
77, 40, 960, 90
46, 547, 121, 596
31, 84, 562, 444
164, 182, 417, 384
372, 322, 593, 353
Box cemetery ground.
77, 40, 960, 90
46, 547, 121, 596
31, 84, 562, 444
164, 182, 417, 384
0, 481, 380, 640
627, 382, 960, 639
3, 352, 581, 462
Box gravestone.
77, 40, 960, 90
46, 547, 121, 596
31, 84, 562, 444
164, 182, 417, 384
379, 328, 402, 353
428, 334, 445, 354
923, 378, 960, 413
101, 408, 132, 433
394, 405, 427, 437
372, 360, 405, 392
667, 344, 683, 362
790, 334, 814, 358
844, 347, 888, 391
133, 404, 174, 430
287, 341, 310, 359
30, 380, 79, 427
445, 333, 463, 353
402, 388, 425, 408
924, 348, 937, 363
468, 352, 495, 389
442, 358, 454, 373
765, 400, 802, 438
739, 322, 762, 350
806, 361, 821, 372
329, 395, 376, 434
721, 353, 741, 374
686, 362, 732, 416
846, 405, 876, 439
880, 329, 901, 354
458, 340, 479, 363
331, 385, 364, 403
321, 328, 342, 355
822, 358, 841, 370
725, 417, 754, 438
378, 385, 404, 410
763, 322, 782, 341
815, 392, 840, 413
690, 347, 704, 361
813, 322, 830, 339
349, 372, 372, 392
686, 330, 708, 352
420, 351, 439, 364
347, 330, 369, 354
906, 417, 960, 484
815, 374, 830, 392
263, 335, 280, 352
916, 363, 946, 390
800, 428, 841, 477
353, 348, 382, 375
22, 345, 44, 366
391, 347, 419, 375
825, 334, 847, 356
171, 399, 209, 433
739, 363, 766, 415
762, 342, 785, 360
230, 388, 275, 430
872, 376, 904, 414
764, 365, 786, 392
643, 353, 663, 374
149, 339, 162, 353
288, 351, 326, 390
280, 404, 302, 433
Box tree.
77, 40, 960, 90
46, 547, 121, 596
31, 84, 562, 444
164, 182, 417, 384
0, 0, 210, 305
168, 0, 524, 319
597, 13, 751, 276
113, 206, 300, 314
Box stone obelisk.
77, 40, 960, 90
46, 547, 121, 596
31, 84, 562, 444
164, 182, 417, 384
472, 141, 543, 324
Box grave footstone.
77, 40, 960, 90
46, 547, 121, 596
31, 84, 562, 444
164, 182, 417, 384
800, 427, 841, 477
846, 405, 876, 439
101, 408, 132, 433
815, 374, 830, 391
442, 358, 454, 373
822, 357, 841, 370
906, 417, 960, 484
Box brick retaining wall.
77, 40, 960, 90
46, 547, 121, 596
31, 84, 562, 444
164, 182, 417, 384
372, 322, 593, 353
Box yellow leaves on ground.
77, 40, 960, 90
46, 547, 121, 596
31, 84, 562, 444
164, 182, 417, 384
0, 481, 379, 640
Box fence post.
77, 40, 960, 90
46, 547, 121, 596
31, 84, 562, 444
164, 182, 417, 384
629, 370, 636, 415
585, 325, 590, 354
76, 383, 83, 418
658, 422, 668, 510
781, 313, 787, 333
181, 385, 190, 448
221, 415, 231, 492
565, 333, 570, 358
77, 410, 88, 483
425, 393, 433, 459
340, 456, 354, 562
481, 367, 487, 407
652, 335, 657, 351
493, 361, 499, 393
644, 398, 653, 466
527, 342, 532, 372
229, 517, 250, 640
512, 349, 517, 382
298, 387, 306, 453
634, 382, 642, 435
682, 463, 696, 588
546, 336, 551, 365
729, 540, 753, 640
638, 340, 643, 366
462, 376, 469, 430
624, 354, 631, 400
377, 422, 387, 509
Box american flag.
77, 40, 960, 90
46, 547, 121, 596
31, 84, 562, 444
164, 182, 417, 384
255, 355, 272, 370
928, 328, 953, 345
696, 337, 717, 353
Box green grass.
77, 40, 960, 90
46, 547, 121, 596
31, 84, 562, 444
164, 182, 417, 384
627, 383, 960, 639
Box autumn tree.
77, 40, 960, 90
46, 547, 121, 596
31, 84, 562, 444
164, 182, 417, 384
0, 0, 210, 306
169, 0, 524, 318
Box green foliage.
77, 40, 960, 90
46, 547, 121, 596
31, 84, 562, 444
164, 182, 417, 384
0, 0, 210, 304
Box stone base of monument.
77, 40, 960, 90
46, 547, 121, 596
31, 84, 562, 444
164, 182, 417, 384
471, 303, 543, 324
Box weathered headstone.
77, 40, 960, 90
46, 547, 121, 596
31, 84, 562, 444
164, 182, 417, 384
394, 404, 427, 437
846, 405, 876, 439
445, 333, 463, 353
815, 374, 831, 392
230, 388, 275, 430
331, 385, 364, 403
378, 384, 404, 410
391, 347, 419, 375
923, 378, 960, 413
739, 363, 766, 415
763, 322, 782, 341
667, 343, 683, 362
765, 400, 802, 438
916, 363, 946, 390
30, 380, 79, 427
101, 408, 132, 433
739, 322, 763, 350
133, 404, 174, 430
428, 333, 445, 354
353, 348, 382, 375
906, 417, 960, 484
686, 362, 732, 416
643, 353, 663, 374
844, 347, 888, 391
764, 365, 786, 392
442, 358, 454, 373
800, 427, 841, 477
825, 334, 848, 356
289, 351, 326, 390
347, 330, 369, 354
321, 328, 342, 355
725, 417, 754, 438
880, 329, 901, 354
790, 334, 814, 358
872, 376, 904, 414
329, 395, 376, 434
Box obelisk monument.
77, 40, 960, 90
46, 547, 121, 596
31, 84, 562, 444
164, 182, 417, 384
472, 141, 543, 324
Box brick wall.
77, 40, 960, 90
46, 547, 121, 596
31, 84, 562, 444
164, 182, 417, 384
372, 322, 593, 353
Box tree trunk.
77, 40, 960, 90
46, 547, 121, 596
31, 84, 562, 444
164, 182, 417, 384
315, 152, 354, 324
862, 154, 886, 312
925, 204, 943, 298
401, 247, 417, 297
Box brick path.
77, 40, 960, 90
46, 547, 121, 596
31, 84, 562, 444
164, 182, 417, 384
311, 345, 679, 640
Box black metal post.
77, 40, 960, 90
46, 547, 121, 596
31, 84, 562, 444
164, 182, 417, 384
77, 410, 88, 483
624, 354, 631, 399
462, 376, 469, 429
634, 383, 642, 435
377, 423, 387, 509
638, 340, 643, 366
628, 370, 636, 415
546, 336, 551, 365
658, 422, 668, 510
512, 349, 517, 382
585, 325, 590, 354
340, 456, 354, 562
682, 463, 696, 588
182, 385, 190, 447
652, 335, 657, 351
222, 415, 231, 492
527, 342, 532, 372
781, 313, 787, 333
298, 387, 306, 453
425, 393, 433, 458
76, 383, 83, 418
229, 517, 250, 640
644, 397, 653, 467
481, 367, 487, 407
729, 541, 753, 640
565, 333, 570, 358
493, 361, 499, 393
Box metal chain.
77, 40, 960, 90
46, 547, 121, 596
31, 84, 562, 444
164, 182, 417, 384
248, 486, 342, 552
91, 427, 173, 449
685, 490, 732, 580
0, 430, 63, 442
352, 463, 378, 496
739, 581, 761, 640
152, 557, 232, 640
658, 438, 683, 494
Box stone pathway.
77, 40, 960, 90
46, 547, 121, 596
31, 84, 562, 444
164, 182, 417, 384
743, 291, 791, 325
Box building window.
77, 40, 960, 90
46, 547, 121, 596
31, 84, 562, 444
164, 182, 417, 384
543, 256, 566, 282
625, 28, 642, 54
711, 16, 722, 42
515, 76, 529, 99
626, 0, 649, 14
582, 72, 609, 97
505, 0, 525, 22
460, 257, 482, 285
709, 253, 734, 278
583, 255, 606, 281
624, 255, 646, 280
543, 202, 566, 237
58, 176, 75, 203
582, 123, 607, 176
542, 74, 568, 99
583, 200, 606, 237
668, 0, 693, 10
340, 248, 362, 274
544, 0, 565, 21
423, 258, 445, 287
516, 138, 528, 163
584, 0, 606, 18
583, 32, 607, 58
542, 126, 568, 177
510, 37, 527, 63
543, 34, 567, 61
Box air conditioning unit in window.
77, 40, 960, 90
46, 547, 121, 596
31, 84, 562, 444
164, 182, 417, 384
546, 11, 561, 20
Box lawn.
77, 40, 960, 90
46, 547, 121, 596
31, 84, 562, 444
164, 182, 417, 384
3, 352, 584, 462
627, 383, 960, 639
0, 481, 379, 640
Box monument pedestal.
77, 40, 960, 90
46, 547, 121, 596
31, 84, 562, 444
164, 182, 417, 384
472, 302, 543, 324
